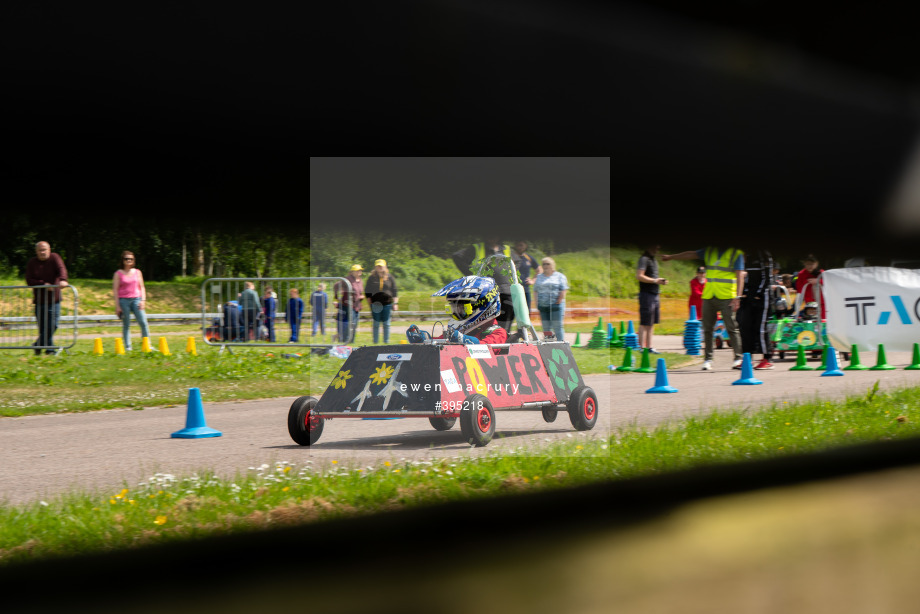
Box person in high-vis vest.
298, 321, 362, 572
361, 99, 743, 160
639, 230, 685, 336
452, 237, 515, 333
662, 247, 745, 371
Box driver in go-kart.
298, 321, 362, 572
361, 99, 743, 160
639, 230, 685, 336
407, 276, 508, 345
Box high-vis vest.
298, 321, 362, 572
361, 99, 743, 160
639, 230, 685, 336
471, 243, 511, 273
701, 247, 743, 300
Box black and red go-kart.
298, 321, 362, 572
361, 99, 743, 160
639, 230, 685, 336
287, 337, 598, 447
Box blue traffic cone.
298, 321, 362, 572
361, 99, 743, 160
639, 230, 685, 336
689, 305, 698, 321
821, 346, 844, 376
171, 387, 222, 438
732, 353, 763, 385
646, 358, 678, 393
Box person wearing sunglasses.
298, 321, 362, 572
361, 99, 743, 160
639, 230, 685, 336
112, 250, 150, 351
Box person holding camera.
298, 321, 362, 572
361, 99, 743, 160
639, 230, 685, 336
636, 244, 667, 354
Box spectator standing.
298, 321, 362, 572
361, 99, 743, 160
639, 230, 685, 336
25, 241, 69, 355
689, 266, 706, 319
334, 264, 364, 343
794, 255, 826, 319
736, 248, 775, 370
662, 247, 745, 370
452, 236, 515, 333
286, 288, 305, 342
262, 286, 277, 342
309, 284, 327, 339
222, 300, 242, 341
364, 259, 399, 344
112, 250, 150, 351
533, 257, 568, 340
511, 241, 541, 312
238, 281, 261, 342
635, 244, 667, 354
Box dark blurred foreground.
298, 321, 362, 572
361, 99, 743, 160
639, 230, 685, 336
5, 435, 920, 614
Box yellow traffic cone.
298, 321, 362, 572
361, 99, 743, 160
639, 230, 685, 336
158, 337, 171, 356
141, 336, 152, 353
115, 338, 126, 355
93, 338, 104, 356
186, 336, 197, 356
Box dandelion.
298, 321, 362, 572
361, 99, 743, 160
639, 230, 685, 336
283, 466, 292, 474
154, 515, 168, 525
332, 460, 338, 465
384, 461, 392, 467
282, 486, 290, 492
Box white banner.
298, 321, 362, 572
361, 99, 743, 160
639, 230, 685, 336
823, 267, 920, 352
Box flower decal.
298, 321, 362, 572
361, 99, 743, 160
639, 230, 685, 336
369, 363, 395, 386
332, 369, 353, 389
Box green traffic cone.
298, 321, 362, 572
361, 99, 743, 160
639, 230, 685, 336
789, 345, 815, 371
574, 332, 581, 347
843, 344, 868, 370
906, 343, 920, 370
609, 326, 622, 348
870, 344, 896, 370
818, 346, 828, 370
636, 347, 656, 373
619, 321, 626, 336
617, 346, 636, 372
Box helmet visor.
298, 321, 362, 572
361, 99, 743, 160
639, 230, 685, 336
446, 301, 473, 320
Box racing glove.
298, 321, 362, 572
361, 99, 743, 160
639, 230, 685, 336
447, 328, 480, 344
406, 324, 431, 344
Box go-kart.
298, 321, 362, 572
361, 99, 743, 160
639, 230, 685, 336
287, 255, 598, 447
771, 285, 848, 361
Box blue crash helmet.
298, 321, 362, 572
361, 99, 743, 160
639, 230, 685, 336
432, 276, 500, 334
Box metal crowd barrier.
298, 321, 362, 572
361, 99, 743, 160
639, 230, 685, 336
200, 277, 353, 349
0, 284, 79, 353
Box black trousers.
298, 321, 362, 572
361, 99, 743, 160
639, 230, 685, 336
737, 296, 773, 358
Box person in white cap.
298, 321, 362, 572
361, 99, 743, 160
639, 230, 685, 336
364, 259, 399, 344
334, 264, 364, 343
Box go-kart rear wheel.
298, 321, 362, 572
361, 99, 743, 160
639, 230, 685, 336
715, 337, 723, 350
287, 396, 324, 446
542, 409, 558, 423
567, 385, 598, 431
459, 394, 494, 446
429, 416, 457, 431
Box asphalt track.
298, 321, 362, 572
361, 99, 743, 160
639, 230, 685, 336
2, 335, 920, 507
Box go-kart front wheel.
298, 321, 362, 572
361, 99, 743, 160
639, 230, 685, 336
567, 385, 598, 431
459, 394, 495, 447
287, 396, 324, 446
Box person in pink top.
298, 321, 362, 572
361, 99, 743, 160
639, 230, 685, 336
112, 250, 150, 351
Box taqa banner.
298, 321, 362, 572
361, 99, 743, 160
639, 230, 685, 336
823, 267, 920, 352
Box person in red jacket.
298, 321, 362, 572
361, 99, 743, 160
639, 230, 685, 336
794, 255, 825, 319
688, 266, 706, 319
407, 276, 508, 346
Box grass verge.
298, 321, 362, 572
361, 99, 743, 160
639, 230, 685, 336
1, 380, 917, 566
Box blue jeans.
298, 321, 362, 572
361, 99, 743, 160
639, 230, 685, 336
538, 302, 565, 340
119, 297, 150, 350
371, 303, 392, 344
337, 308, 359, 343
34, 302, 60, 354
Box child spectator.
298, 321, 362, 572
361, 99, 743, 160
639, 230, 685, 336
286, 288, 305, 342
310, 283, 328, 338
688, 266, 705, 319
262, 286, 277, 342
